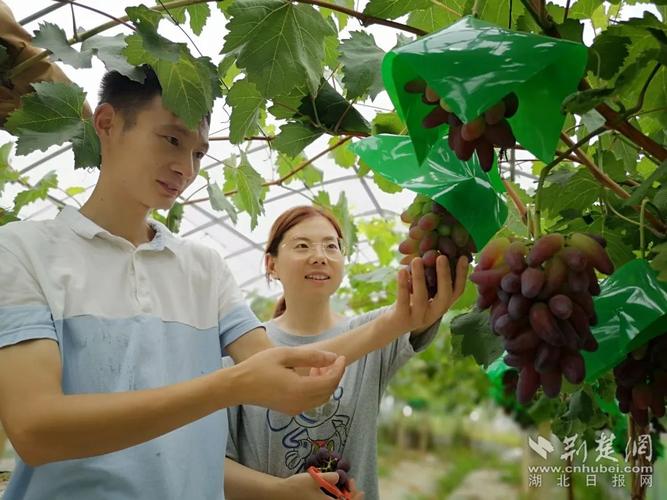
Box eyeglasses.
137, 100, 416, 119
280, 238, 346, 260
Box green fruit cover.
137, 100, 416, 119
382, 16, 588, 166
584, 259, 667, 383
350, 134, 507, 250
486, 356, 514, 406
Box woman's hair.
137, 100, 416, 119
265, 206, 344, 318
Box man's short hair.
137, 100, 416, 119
98, 66, 211, 129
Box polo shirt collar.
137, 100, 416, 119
57, 205, 179, 252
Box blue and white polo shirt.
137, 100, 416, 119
0, 205, 261, 500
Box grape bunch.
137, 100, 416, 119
613, 334, 667, 426
403, 79, 518, 171
471, 232, 614, 404
305, 447, 352, 496
399, 195, 475, 298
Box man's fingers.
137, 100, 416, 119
282, 347, 339, 369
318, 471, 340, 485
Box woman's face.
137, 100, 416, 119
268, 216, 345, 300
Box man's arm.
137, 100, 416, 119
0, 339, 344, 466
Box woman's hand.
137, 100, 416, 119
281, 471, 365, 499
381, 255, 469, 335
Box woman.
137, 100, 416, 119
223, 206, 468, 499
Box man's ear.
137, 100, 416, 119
93, 103, 117, 140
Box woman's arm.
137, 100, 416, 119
311, 255, 468, 364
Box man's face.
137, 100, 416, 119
98, 95, 210, 211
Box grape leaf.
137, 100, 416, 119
651, 242, 667, 282
450, 309, 504, 368
65, 186, 86, 197
277, 153, 323, 186
222, 0, 335, 98
541, 168, 600, 217
313, 191, 358, 255
125, 5, 183, 63
587, 32, 630, 80
407, 6, 459, 32
558, 18, 585, 44
339, 31, 385, 100
0, 143, 20, 197
186, 4, 211, 35
328, 136, 356, 168
568, 0, 605, 20
323, 34, 340, 69
80, 35, 145, 82
71, 120, 101, 169
372, 172, 402, 193
363, 0, 431, 19
32, 22, 92, 68
297, 80, 370, 134
371, 112, 405, 135
13, 171, 58, 213
5, 82, 100, 168
562, 88, 614, 115
268, 88, 308, 120
564, 388, 594, 422
223, 156, 266, 229
226, 79, 265, 144
153, 56, 221, 129
207, 182, 238, 224
624, 160, 667, 206
165, 202, 184, 233
358, 219, 401, 267
318, 0, 354, 30
272, 122, 323, 157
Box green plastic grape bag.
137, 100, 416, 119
351, 134, 507, 250
584, 259, 667, 383
382, 16, 588, 166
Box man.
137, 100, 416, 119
0, 67, 347, 500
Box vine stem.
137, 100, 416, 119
501, 178, 528, 222
181, 136, 352, 205
560, 133, 667, 234
640, 198, 647, 260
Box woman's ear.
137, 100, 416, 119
265, 254, 279, 281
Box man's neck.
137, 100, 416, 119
275, 296, 342, 336
79, 187, 154, 247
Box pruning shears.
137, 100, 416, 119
307, 466, 353, 500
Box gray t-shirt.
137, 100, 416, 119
222, 307, 440, 500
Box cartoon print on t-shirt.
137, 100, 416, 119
266, 386, 350, 471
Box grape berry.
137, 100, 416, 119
403, 79, 518, 172
471, 232, 614, 404
613, 334, 667, 426
305, 447, 352, 496
399, 195, 475, 298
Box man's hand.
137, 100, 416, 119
281, 472, 365, 500
231, 347, 346, 415
380, 255, 469, 335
